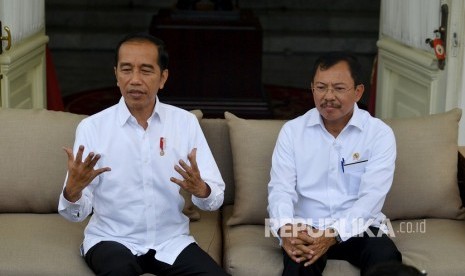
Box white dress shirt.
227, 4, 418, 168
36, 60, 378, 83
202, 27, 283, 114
268, 104, 396, 242
58, 97, 225, 264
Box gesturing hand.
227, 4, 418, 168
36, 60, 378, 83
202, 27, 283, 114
170, 148, 211, 198
63, 145, 111, 202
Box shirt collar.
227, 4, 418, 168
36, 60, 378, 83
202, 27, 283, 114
117, 96, 164, 127
306, 103, 365, 131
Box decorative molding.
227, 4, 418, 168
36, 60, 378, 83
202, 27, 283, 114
376, 38, 445, 119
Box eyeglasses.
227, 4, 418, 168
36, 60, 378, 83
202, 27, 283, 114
311, 85, 355, 95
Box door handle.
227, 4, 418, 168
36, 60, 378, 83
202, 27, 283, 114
0, 20, 12, 55
425, 4, 448, 70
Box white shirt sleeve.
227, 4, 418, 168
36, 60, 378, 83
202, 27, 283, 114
57, 120, 97, 222
268, 124, 298, 238
189, 119, 225, 211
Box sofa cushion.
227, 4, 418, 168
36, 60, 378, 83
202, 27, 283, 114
200, 118, 235, 206
390, 219, 465, 275
189, 210, 222, 265
0, 214, 93, 275
0, 109, 86, 213
225, 112, 286, 225
382, 108, 465, 220
0, 211, 221, 275
222, 205, 359, 276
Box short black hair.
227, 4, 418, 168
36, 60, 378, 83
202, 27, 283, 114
114, 32, 169, 71
310, 51, 362, 86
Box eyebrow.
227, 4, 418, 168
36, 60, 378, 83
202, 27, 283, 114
314, 81, 349, 86
140, 64, 155, 70
118, 63, 155, 70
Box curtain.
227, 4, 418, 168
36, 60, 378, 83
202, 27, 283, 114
380, 0, 441, 51
0, 0, 45, 44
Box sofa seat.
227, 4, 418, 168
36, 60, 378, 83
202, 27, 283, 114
223, 202, 465, 276
391, 219, 465, 275
222, 205, 360, 276
0, 213, 93, 276
0, 210, 220, 276
189, 210, 222, 265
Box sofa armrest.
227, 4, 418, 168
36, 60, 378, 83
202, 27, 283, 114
457, 148, 465, 206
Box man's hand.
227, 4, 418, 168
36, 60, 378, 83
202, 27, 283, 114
280, 224, 314, 264
301, 228, 337, 267
170, 148, 211, 198
63, 145, 111, 202
280, 224, 337, 266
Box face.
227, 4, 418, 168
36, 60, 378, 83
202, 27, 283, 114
312, 61, 364, 128
115, 40, 168, 116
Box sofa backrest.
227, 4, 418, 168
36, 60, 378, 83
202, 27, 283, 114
200, 118, 235, 205
208, 109, 465, 227
0, 108, 86, 213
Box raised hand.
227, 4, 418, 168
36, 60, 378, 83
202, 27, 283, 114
63, 145, 111, 202
170, 148, 211, 198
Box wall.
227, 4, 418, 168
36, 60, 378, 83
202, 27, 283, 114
46, 0, 380, 107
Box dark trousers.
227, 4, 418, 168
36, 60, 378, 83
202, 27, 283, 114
281, 227, 402, 276
84, 241, 229, 276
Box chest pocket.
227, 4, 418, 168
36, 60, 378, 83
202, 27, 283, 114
343, 161, 367, 195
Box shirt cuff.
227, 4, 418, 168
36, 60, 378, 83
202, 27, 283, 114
59, 192, 84, 219
191, 182, 223, 210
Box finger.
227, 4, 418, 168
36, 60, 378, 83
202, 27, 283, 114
304, 255, 319, 267
87, 153, 101, 168
83, 152, 95, 166
174, 165, 190, 180
297, 232, 315, 244
187, 148, 199, 172
170, 177, 185, 188
62, 147, 74, 162
95, 167, 111, 175
295, 244, 313, 255
75, 145, 85, 164
178, 159, 192, 175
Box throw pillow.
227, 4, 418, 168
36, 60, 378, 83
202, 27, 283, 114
225, 112, 286, 225
382, 108, 465, 220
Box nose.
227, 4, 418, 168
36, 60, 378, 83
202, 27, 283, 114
322, 88, 337, 99
129, 71, 142, 84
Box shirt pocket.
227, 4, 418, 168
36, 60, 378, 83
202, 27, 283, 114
343, 161, 367, 195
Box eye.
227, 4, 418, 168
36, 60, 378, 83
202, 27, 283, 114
314, 85, 327, 92
120, 67, 132, 73
141, 69, 154, 74
334, 86, 348, 93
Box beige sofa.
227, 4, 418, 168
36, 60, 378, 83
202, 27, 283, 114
0, 107, 464, 275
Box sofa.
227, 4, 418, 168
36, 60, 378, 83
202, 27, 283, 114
0, 107, 464, 275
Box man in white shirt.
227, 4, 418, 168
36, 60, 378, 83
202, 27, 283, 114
268, 52, 402, 276
58, 33, 228, 276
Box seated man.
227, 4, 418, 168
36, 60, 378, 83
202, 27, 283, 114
58, 32, 228, 276
268, 52, 402, 276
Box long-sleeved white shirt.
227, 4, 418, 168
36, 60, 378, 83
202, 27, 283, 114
268, 104, 396, 242
58, 97, 224, 264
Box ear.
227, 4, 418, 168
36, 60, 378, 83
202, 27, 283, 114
159, 69, 169, 89
354, 84, 365, 102
114, 66, 118, 86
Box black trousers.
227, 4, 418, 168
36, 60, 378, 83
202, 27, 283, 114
281, 227, 402, 276
84, 241, 229, 276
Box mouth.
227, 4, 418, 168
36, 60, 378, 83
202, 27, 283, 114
320, 102, 341, 109
127, 89, 146, 98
